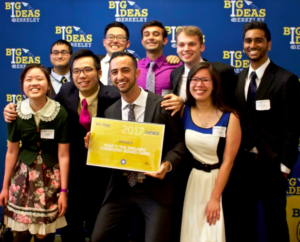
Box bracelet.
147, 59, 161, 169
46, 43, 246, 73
60, 189, 68, 193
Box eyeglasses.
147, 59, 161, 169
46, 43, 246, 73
51, 51, 70, 56
190, 77, 212, 85
72, 67, 96, 75
105, 34, 127, 42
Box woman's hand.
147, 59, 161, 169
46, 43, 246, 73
206, 197, 220, 226
84, 132, 91, 149
0, 189, 9, 206
57, 192, 67, 217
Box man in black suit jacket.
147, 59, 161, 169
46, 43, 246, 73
91, 51, 185, 242
234, 21, 300, 242
55, 49, 120, 241
48, 39, 73, 98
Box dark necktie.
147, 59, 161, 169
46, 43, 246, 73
127, 104, 138, 187
146, 62, 155, 93
61, 76, 67, 84
247, 71, 257, 108
79, 99, 91, 131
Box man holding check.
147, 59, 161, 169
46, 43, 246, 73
88, 51, 185, 242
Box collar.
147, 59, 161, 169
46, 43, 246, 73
121, 87, 148, 110
51, 68, 70, 82
79, 84, 100, 105
184, 58, 205, 74
17, 97, 60, 121
248, 58, 270, 80
145, 54, 166, 69
102, 54, 111, 63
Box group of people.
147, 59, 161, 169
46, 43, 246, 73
0, 19, 299, 242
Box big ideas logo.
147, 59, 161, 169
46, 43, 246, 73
224, 0, 266, 23
223, 50, 249, 73
283, 27, 300, 50
6, 48, 40, 69
55, 26, 93, 48
164, 26, 205, 49
109, 1, 148, 22
5, 2, 40, 22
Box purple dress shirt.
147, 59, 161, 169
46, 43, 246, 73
137, 54, 182, 95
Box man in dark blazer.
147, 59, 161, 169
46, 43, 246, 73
48, 39, 73, 98
91, 51, 185, 242
234, 21, 300, 242
55, 49, 120, 241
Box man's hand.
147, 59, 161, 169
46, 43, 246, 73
166, 55, 180, 65
57, 192, 68, 217
161, 93, 184, 116
84, 132, 91, 149
144, 161, 170, 180
4, 103, 17, 123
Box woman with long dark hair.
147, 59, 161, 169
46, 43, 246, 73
180, 62, 241, 242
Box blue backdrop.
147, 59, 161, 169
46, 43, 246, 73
1, 1, 300, 241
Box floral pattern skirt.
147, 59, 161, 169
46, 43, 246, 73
4, 155, 67, 235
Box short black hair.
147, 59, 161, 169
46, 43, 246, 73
70, 49, 100, 70
104, 22, 130, 40
243, 21, 271, 42
110, 51, 137, 69
141, 20, 167, 39
50, 39, 73, 54
20, 64, 51, 96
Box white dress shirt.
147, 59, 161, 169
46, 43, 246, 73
50, 69, 71, 94
244, 58, 290, 174
121, 88, 148, 179
177, 58, 204, 101
100, 54, 111, 85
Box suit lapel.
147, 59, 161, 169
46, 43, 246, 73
144, 92, 159, 122
172, 65, 184, 92
236, 69, 248, 110
254, 62, 276, 105
68, 87, 80, 116
112, 100, 122, 120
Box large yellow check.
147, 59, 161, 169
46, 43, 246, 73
86, 118, 165, 173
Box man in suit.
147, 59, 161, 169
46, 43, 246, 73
163, 26, 236, 109
235, 21, 300, 242
48, 39, 73, 98
3, 49, 120, 241
91, 51, 185, 242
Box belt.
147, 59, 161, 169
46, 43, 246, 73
192, 159, 219, 172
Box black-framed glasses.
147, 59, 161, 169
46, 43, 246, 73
51, 50, 70, 56
190, 77, 212, 85
72, 67, 96, 75
105, 34, 127, 42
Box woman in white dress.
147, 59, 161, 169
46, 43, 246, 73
180, 62, 241, 242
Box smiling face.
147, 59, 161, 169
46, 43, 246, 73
189, 68, 213, 102
103, 27, 130, 57
22, 68, 49, 99
50, 44, 71, 68
243, 29, 271, 67
141, 26, 168, 52
110, 55, 140, 95
72, 57, 101, 97
177, 32, 205, 69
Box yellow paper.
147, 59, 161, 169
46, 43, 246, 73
86, 118, 165, 173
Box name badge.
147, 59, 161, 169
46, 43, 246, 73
40, 129, 55, 139
212, 126, 226, 138
161, 89, 173, 96
256, 100, 271, 111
